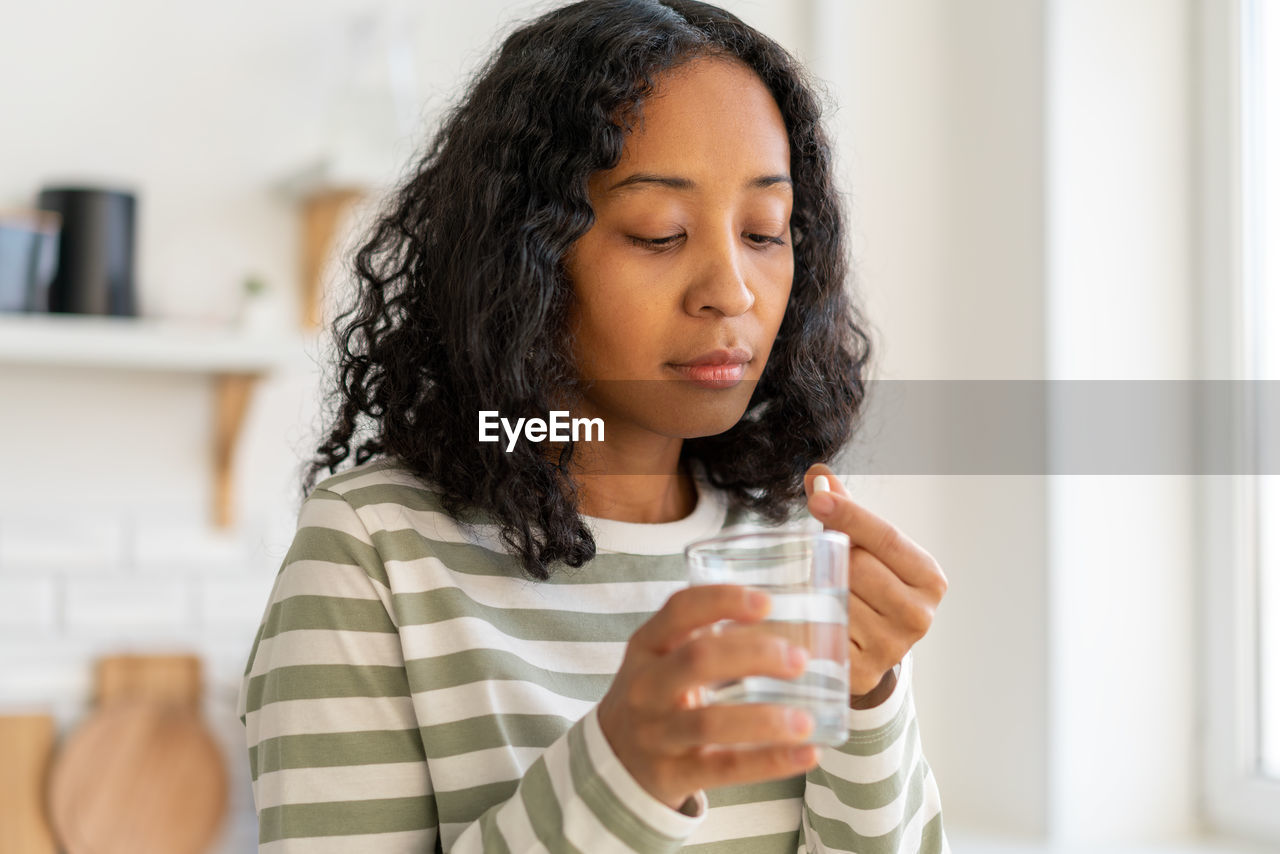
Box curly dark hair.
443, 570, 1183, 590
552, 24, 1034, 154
304, 0, 874, 579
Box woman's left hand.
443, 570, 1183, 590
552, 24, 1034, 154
804, 463, 949, 701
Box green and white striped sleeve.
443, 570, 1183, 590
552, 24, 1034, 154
240, 487, 708, 853
240, 488, 435, 852
447, 705, 707, 852
801, 651, 950, 854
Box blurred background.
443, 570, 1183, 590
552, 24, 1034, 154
0, 0, 1277, 852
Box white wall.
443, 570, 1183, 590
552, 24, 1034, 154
1045, 0, 1198, 845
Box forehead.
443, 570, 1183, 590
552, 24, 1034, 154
592, 56, 792, 196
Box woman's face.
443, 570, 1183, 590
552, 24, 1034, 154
563, 56, 794, 448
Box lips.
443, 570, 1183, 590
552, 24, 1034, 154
672, 347, 753, 367
668, 347, 752, 389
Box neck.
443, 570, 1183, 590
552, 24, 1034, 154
556, 435, 697, 524
575, 469, 698, 524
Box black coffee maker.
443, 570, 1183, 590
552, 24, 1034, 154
37, 186, 138, 316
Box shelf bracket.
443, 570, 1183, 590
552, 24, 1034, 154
213, 373, 257, 529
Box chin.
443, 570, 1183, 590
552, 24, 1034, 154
575, 379, 757, 443
656, 389, 757, 439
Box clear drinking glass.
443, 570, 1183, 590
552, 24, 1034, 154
685, 524, 851, 746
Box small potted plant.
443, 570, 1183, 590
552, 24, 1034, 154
237, 274, 288, 334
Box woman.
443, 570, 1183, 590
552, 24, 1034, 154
239, 1, 950, 851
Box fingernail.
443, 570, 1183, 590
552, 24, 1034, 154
745, 588, 770, 614
810, 491, 835, 516
788, 708, 814, 736
813, 475, 830, 494
788, 645, 809, 671
791, 745, 817, 764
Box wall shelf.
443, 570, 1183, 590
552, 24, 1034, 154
0, 312, 316, 529
0, 312, 306, 373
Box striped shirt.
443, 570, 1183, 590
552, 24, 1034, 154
238, 457, 949, 853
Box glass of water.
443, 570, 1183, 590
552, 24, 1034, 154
684, 524, 851, 746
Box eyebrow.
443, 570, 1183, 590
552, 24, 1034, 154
605, 172, 793, 195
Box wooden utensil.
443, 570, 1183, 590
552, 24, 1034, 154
48, 702, 227, 854
47, 654, 228, 854
97, 653, 203, 707
0, 714, 58, 854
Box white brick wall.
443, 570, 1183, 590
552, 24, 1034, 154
0, 577, 59, 632
134, 519, 254, 574
64, 575, 193, 634
0, 512, 128, 572
0, 507, 285, 853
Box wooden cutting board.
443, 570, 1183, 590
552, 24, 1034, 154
0, 714, 58, 854
96, 653, 203, 707
47, 655, 228, 854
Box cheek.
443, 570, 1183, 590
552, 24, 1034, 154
579, 301, 665, 372
762, 258, 794, 326
574, 256, 664, 328
569, 281, 663, 376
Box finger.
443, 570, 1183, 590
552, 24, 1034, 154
847, 590, 887, 659
654, 627, 807, 704
665, 703, 815, 750
850, 547, 937, 636
677, 743, 820, 792
632, 585, 770, 655
849, 547, 895, 618
729, 617, 845, 662
806, 489, 941, 590
804, 463, 850, 498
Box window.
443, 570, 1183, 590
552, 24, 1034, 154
1201, 0, 1280, 844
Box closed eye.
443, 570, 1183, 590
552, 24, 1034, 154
628, 234, 683, 248
626, 233, 787, 250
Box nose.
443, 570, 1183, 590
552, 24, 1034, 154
682, 228, 756, 318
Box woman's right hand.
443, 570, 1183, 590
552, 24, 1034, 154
596, 584, 821, 811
